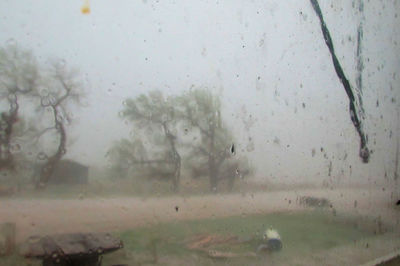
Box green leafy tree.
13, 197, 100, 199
178, 88, 249, 192
106, 138, 149, 178
111, 89, 253, 192
119, 91, 181, 191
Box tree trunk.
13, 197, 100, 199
172, 155, 181, 192
0, 95, 19, 171
209, 173, 218, 192
208, 158, 218, 192
36, 107, 66, 189
227, 174, 236, 192
162, 123, 181, 192
207, 120, 219, 192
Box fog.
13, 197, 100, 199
0, 0, 399, 185
2, 3, 400, 266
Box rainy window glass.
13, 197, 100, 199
0, 1, 399, 265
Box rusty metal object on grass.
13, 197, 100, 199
21, 232, 123, 266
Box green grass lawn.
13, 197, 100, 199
103, 210, 375, 265
0, 210, 379, 266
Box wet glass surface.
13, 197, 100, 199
0, 1, 399, 265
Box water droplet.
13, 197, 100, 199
7, 94, 17, 102
40, 89, 49, 97
6, 38, 16, 46
230, 143, 235, 155
56, 113, 64, 123
58, 59, 66, 68
28, 236, 41, 244
37, 152, 48, 160
10, 102, 17, 110
41, 96, 51, 106
43, 166, 51, 173
10, 143, 21, 153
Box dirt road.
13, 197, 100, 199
0, 188, 398, 243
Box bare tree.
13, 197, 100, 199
34, 61, 84, 188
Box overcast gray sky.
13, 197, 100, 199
0, 0, 399, 184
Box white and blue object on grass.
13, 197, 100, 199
257, 227, 283, 253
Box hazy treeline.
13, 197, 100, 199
0, 44, 252, 193
107, 89, 252, 192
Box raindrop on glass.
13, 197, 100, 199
37, 152, 48, 160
